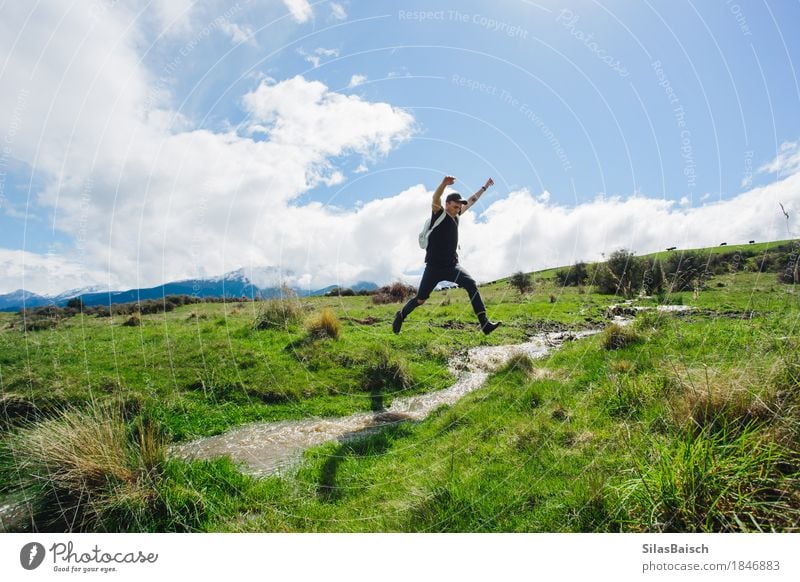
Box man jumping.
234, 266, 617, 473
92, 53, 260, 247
393, 175, 502, 335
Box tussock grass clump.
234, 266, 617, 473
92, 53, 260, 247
363, 346, 413, 393
254, 297, 304, 330
677, 385, 774, 435
603, 375, 653, 418
617, 424, 799, 532
602, 323, 642, 350
769, 339, 800, 394
668, 367, 779, 436
5, 404, 167, 531
501, 352, 538, 376
0, 393, 41, 428
122, 314, 141, 327
633, 309, 667, 332
610, 359, 636, 374
306, 307, 341, 339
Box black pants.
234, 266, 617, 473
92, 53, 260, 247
402, 263, 487, 318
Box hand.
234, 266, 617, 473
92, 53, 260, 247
442, 175, 456, 186
483, 178, 494, 189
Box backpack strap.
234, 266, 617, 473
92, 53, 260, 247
428, 209, 447, 234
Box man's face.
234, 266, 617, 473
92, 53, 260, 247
446, 200, 463, 215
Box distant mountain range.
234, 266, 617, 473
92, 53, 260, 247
0, 268, 378, 312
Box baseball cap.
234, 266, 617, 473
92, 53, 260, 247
446, 192, 468, 205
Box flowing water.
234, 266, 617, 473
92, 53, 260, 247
172, 329, 600, 476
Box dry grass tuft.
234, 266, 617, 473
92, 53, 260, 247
7, 404, 166, 530
602, 323, 642, 350
668, 366, 777, 434
307, 307, 341, 340
254, 297, 304, 330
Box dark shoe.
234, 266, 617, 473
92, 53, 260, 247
481, 320, 502, 335
392, 311, 404, 334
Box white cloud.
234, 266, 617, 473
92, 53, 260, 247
151, 0, 196, 36
242, 75, 414, 160
455, 172, 800, 283
0, 2, 416, 294
0, 249, 118, 297
219, 20, 256, 46
282, 0, 313, 23
759, 141, 800, 177
298, 47, 340, 68
348, 74, 367, 88
330, 2, 348, 20
4, 168, 800, 295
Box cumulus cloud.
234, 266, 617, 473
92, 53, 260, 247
0, 249, 116, 297
151, 0, 196, 36
282, 0, 313, 23
330, 2, 348, 20
298, 47, 340, 68
219, 20, 256, 46
455, 171, 800, 284
348, 74, 367, 88
242, 75, 414, 160
0, 2, 417, 294
759, 141, 800, 177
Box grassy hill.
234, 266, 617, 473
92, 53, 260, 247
0, 241, 797, 532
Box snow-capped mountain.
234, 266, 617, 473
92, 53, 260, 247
0, 269, 378, 312
52, 285, 110, 302
0, 289, 47, 311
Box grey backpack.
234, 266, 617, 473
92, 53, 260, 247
418, 210, 447, 249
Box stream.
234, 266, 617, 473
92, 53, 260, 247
172, 329, 601, 476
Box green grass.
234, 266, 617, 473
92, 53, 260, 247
644, 239, 794, 262
1, 246, 798, 532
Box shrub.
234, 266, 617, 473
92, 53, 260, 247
325, 287, 355, 297
777, 251, 800, 284
307, 308, 341, 339
602, 323, 642, 350
640, 257, 667, 296
19, 315, 59, 332
663, 251, 711, 292
372, 282, 416, 304
65, 297, 84, 310
555, 262, 589, 287
593, 249, 644, 298
509, 271, 533, 295
5, 404, 167, 531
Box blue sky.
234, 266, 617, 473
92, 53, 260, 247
1, 0, 799, 294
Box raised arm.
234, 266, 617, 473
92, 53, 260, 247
432, 175, 456, 212
461, 178, 494, 214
